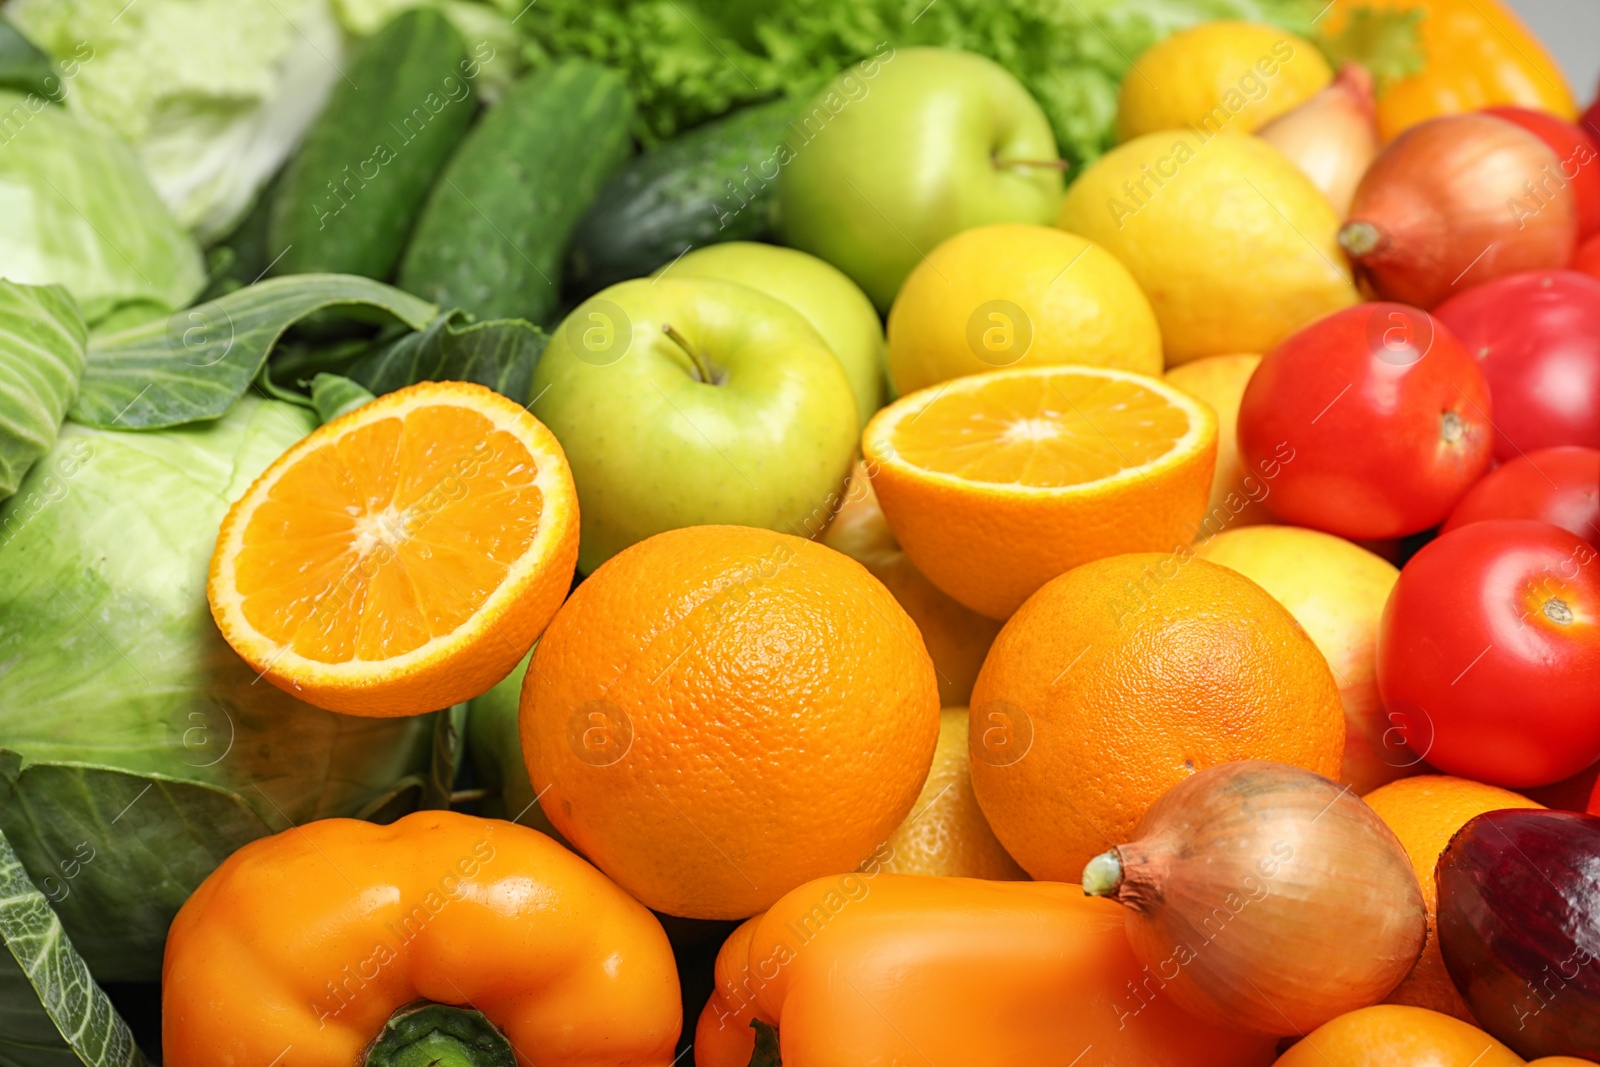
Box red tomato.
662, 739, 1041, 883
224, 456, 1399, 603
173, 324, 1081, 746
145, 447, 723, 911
1575, 233, 1600, 281
1486, 106, 1600, 239
1442, 446, 1600, 546
1521, 760, 1600, 812
1434, 271, 1600, 461
1378, 519, 1600, 788
1237, 303, 1494, 539
1589, 773, 1600, 816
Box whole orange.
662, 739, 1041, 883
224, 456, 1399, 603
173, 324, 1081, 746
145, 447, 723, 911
821, 462, 1001, 706
520, 525, 940, 920
969, 553, 1345, 880
1272, 1005, 1522, 1067
1363, 775, 1542, 1021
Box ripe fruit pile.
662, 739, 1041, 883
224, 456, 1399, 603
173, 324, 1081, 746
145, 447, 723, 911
8, 3, 1600, 1066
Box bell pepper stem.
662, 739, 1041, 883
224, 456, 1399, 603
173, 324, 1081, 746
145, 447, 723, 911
364, 1002, 516, 1067
748, 1019, 782, 1067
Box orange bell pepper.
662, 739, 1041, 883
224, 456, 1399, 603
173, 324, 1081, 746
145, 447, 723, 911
694, 872, 1280, 1067
162, 810, 681, 1067
1323, 0, 1575, 141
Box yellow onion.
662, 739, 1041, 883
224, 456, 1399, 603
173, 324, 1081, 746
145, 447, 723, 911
1257, 63, 1379, 215
1339, 113, 1578, 308
1082, 760, 1425, 1035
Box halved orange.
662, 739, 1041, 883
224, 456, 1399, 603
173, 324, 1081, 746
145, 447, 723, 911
208, 382, 578, 716
862, 366, 1217, 619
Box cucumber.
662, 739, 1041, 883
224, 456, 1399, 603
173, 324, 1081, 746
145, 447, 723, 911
399, 61, 634, 324
566, 97, 802, 295
269, 9, 479, 280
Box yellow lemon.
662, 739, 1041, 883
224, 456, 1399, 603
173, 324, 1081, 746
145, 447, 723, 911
1165, 353, 1273, 532
882, 708, 1028, 880
1059, 130, 1358, 365
1117, 21, 1331, 142
886, 223, 1161, 395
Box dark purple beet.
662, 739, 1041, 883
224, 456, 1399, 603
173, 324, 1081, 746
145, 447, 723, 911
1435, 808, 1600, 1059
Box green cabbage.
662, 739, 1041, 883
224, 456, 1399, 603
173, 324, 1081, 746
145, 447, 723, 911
7, 0, 346, 242
0, 395, 431, 979
0, 90, 203, 326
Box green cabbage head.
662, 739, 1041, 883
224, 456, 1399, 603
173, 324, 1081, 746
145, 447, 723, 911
0, 395, 431, 980
8, 0, 345, 242
0, 89, 204, 327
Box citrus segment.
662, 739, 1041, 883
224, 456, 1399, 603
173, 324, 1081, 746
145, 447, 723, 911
863, 366, 1216, 619
210, 381, 579, 717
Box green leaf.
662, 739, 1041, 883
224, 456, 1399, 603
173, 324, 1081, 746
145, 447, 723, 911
0, 16, 55, 99
424, 704, 471, 811
310, 372, 377, 423
0, 757, 274, 979
748, 1019, 781, 1067
345, 311, 547, 403
70, 275, 439, 430
1315, 6, 1427, 95
0, 282, 86, 501
0, 828, 146, 1067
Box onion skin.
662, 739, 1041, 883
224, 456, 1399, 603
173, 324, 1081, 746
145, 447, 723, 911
1436, 808, 1600, 1059
1257, 63, 1379, 216
1340, 114, 1579, 308
1083, 760, 1425, 1036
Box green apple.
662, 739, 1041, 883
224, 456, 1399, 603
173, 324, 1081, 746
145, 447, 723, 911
776, 47, 1064, 312
532, 276, 858, 573
663, 242, 885, 426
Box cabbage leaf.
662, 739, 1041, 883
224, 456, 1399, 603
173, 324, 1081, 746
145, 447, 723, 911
0, 395, 432, 978
0, 281, 84, 500
0, 91, 204, 325
72, 274, 437, 429
0, 820, 145, 1067
7, 0, 345, 242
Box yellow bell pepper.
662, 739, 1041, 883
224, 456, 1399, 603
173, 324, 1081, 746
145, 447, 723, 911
163, 810, 682, 1066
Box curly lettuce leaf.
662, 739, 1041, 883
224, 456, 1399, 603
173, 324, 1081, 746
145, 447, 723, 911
516, 0, 1320, 167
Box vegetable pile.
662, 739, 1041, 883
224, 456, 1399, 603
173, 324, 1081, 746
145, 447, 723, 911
0, 0, 1598, 1064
